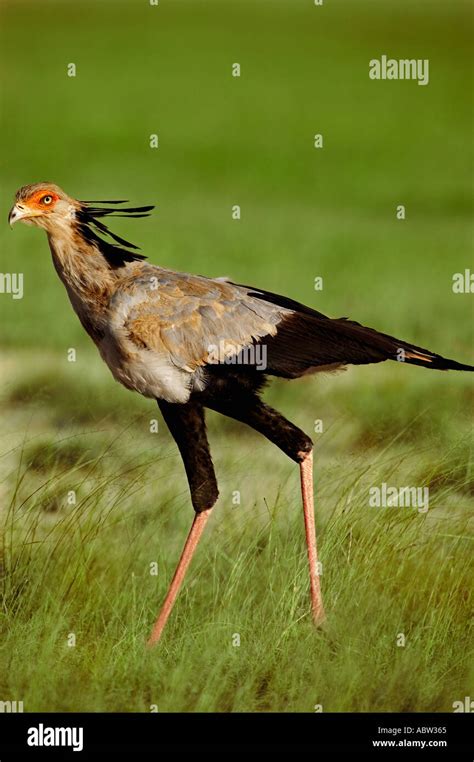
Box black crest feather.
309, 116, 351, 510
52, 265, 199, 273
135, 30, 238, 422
77, 199, 155, 267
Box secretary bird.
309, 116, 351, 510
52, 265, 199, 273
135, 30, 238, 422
8, 183, 473, 645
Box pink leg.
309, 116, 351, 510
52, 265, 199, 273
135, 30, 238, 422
147, 508, 212, 647
299, 450, 325, 625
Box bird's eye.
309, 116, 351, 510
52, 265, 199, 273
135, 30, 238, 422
42, 195, 53, 205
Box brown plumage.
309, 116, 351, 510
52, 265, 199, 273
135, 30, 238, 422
8, 183, 473, 645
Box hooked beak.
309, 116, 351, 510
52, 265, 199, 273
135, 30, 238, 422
8, 203, 31, 227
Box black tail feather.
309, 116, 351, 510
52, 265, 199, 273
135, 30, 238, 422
263, 312, 474, 377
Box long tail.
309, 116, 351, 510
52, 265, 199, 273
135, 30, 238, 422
263, 312, 474, 377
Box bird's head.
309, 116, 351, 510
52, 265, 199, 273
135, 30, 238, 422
8, 183, 77, 233
9, 183, 154, 265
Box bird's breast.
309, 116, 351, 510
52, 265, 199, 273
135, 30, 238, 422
97, 335, 194, 404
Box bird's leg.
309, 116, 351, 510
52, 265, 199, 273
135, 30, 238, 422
157, 400, 219, 513
147, 401, 218, 647
299, 449, 325, 625
147, 508, 212, 647
203, 392, 325, 625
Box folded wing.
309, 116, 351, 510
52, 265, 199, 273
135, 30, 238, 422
109, 269, 473, 376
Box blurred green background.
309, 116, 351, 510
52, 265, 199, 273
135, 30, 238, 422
0, 0, 472, 713
1, 0, 473, 350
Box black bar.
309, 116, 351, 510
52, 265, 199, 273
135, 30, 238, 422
0, 712, 472, 757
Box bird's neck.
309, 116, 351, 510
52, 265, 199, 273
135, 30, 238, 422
47, 226, 118, 341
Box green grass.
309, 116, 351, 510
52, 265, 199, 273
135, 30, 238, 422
0, 0, 473, 712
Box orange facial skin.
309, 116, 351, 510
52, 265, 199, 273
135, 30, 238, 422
28, 190, 59, 209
